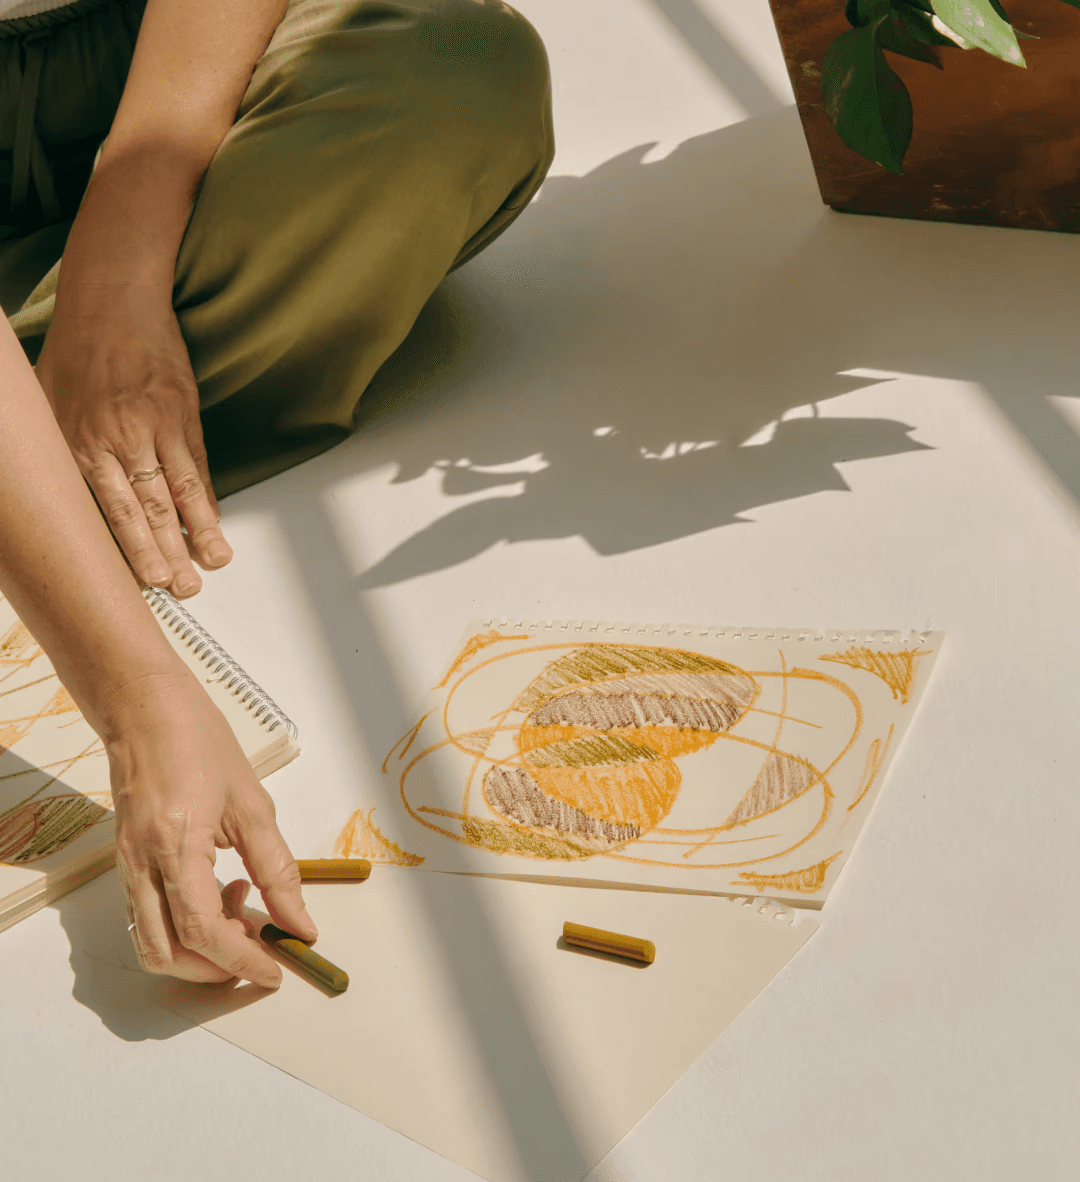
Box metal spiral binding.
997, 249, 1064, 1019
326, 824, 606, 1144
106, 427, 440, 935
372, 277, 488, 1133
142, 587, 298, 739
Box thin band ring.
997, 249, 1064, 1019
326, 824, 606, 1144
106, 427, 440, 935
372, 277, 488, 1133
128, 465, 165, 485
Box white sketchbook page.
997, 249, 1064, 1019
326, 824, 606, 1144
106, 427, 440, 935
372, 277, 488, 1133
320, 620, 944, 907
160, 616, 298, 768
141, 872, 817, 1182
0, 593, 298, 913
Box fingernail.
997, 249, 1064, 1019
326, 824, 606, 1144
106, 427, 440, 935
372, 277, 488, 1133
302, 909, 319, 938
175, 576, 200, 596
207, 541, 232, 565
149, 566, 171, 586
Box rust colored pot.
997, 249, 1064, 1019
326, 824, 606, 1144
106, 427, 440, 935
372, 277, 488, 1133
769, 0, 1080, 231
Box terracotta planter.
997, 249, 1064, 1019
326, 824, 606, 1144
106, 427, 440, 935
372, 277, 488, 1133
769, 0, 1080, 231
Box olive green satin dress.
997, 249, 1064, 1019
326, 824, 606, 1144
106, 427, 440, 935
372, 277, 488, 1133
0, 0, 554, 495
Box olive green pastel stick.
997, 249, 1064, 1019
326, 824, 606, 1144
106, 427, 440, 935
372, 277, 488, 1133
261, 924, 350, 993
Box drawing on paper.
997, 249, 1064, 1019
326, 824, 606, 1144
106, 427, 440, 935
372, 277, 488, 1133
1, 602, 112, 865
819, 644, 929, 704
334, 805, 423, 866
734, 853, 841, 895
333, 625, 940, 900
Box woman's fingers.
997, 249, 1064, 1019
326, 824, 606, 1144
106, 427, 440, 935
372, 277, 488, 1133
157, 433, 232, 572
117, 853, 235, 984
159, 847, 283, 988
127, 457, 202, 598
86, 453, 174, 589
184, 416, 225, 530
220, 878, 255, 939
231, 797, 318, 944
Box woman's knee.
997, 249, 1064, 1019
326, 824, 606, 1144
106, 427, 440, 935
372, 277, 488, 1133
411, 0, 554, 178
413, 0, 550, 85
243, 0, 551, 138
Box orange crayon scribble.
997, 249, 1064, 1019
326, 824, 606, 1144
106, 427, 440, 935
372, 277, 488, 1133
381, 711, 434, 774
819, 645, 929, 704
530, 757, 681, 834
0, 673, 56, 701
734, 852, 841, 894
0, 617, 41, 683
747, 706, 822, 729
0, 618, 34, 660
392, 641, 878, 884
0, 687, 83, 751
518, 721, 719, 762
41, 686, 79, 717
0, 740, 106, 785
435, 630, 530, 689
847, 724, 895, 813
334, 806, 423, 866
454, 728, 496, 757
0, 717, 34, 751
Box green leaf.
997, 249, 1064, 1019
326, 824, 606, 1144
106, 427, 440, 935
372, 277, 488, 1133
822, 18, 913, 173
896, 2, 964, 44
986, 0, 1037, 33
846, 0, 891, 24
930, 0, 1026, 64
879, 9, 944, 65
1057, 0, 1080, 9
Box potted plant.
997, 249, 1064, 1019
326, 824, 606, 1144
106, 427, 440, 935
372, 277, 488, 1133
769, 0, 1080, 230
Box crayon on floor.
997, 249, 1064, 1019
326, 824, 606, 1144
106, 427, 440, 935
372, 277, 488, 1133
562, 921, 656, 964
261, 924, 350, 992
295, 858, 372, 881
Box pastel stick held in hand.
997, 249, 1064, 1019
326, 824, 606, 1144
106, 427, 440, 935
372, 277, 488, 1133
261, 924, 350, 993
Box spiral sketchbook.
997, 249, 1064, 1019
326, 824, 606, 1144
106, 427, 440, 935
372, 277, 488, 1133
0, 587, 300, 934
327, 618, 944, 907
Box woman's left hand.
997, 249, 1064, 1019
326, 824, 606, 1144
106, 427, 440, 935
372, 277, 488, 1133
34, 282, 232, 599
110, 670, 318, 987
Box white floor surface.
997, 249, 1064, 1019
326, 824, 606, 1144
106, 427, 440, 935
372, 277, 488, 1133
3, 2, 1080, 1179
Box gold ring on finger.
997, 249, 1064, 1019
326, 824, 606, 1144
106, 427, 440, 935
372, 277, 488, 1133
128, 465, 165, 485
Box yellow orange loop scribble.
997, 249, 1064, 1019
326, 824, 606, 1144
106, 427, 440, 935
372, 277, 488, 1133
392, 645, 865, 870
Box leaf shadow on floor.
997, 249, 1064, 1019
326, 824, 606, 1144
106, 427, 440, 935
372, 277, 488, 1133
262, 110, 938, 590
297, 105, 1077, 590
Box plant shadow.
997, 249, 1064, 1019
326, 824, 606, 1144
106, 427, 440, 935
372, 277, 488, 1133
311, 104, 1079, 593
283, 108, 954, 592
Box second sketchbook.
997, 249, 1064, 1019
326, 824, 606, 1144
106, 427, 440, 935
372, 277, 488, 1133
0, 588, 300, 933
327, 618, 944, 907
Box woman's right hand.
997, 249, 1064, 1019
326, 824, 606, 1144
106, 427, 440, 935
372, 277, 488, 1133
34, 279, 232, 600
108, 670, 317, 987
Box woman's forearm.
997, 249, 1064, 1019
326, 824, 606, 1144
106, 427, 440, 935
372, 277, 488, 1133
61, 0, 289, 290
0, 317, 186, 734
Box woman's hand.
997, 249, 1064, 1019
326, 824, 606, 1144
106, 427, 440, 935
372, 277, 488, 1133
34, 282, 232, 599
109, 672, 317, 987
